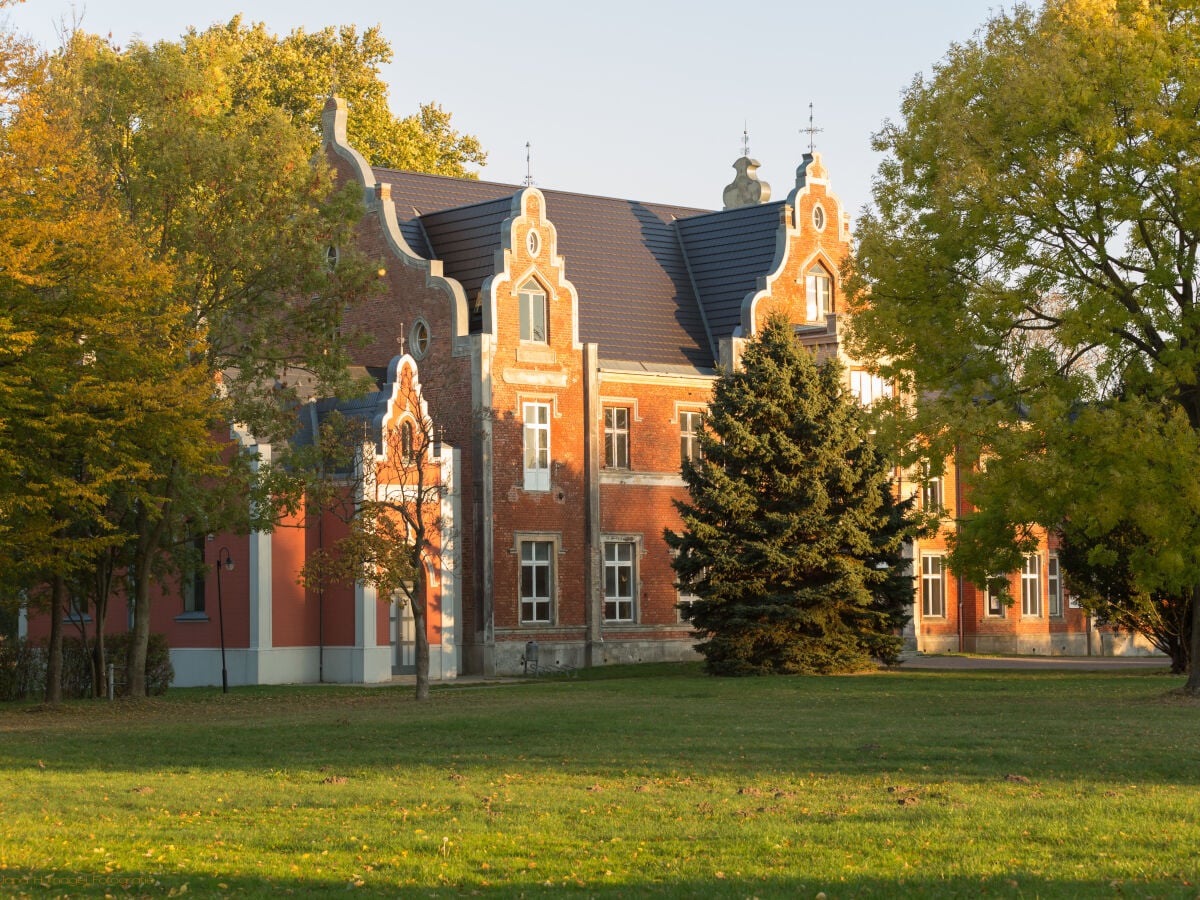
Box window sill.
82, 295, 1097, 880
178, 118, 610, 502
174, 612, 210, 623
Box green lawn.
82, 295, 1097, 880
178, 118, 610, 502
1, 664, 1197, 898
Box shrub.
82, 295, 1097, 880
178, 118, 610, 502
0, 633, 174, 701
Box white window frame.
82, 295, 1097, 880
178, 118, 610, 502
523, 401, 551, 491
1048, 555, 1063, 617
805, 264, 832, 321
849, 369, 893, 406
984, 578, 1006, 617
518, 281, 548, 343
922, 476, 943, 513
1021, 554, 1042, 617
604, 406, 630, 469
603, 539, 639, 623
921, 554, 945, 618
679, 409, 703, 467
518, 538, 555, 624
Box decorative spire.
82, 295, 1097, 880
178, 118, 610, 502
723, 124, 772, 210
523, 141, 534, 187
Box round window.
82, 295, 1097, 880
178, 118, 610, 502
527, 229, 541, 257
812, 205, 826, 231
410, 319, 431, 359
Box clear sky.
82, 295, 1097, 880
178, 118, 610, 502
5, 0, 1025, 217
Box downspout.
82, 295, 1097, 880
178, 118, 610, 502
318, 514, 325, 684
956, 459, 964, 653
309, 400, 325, 683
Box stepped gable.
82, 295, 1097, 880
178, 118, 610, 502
371, 168, 719, 371
674, 200, 787, 343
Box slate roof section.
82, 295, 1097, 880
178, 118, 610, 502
674, 201, 786, 341
419, 197, 513, 300
369, 167, 781, 371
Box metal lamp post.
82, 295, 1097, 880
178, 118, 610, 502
215, 547, 234, 693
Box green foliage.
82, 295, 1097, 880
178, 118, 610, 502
667, 316, 921, 675
1058, 519, 1192, 673
183, 17, 485, 175
846, 0, 1200, 686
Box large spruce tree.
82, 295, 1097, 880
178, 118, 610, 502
667, 315, 919, 675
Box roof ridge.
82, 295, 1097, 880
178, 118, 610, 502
371, 166, 714, 218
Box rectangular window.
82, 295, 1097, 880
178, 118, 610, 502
1048, 555, 1063, 617
183, 537, 206, 614
604, 541, 636, 622
680, 410, 703, 467
1046, 556, 1065, 619
519, 284, 547, 342
849, 370, 893, 406
523, 402, 550, 491
604, 407, 629, 469
921, 554, 945, 618
520, 541, 553, 623
985, 578, 1005, 617
1021, 554, 1042, 617
922, 477, 943, 513
805, 267, 832, 321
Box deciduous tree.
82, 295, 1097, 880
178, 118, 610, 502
847, 0, 1200, 692
299, 366, 448, 701
183, 17, 485, 175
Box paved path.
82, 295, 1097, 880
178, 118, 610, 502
899, 654, 1171, 671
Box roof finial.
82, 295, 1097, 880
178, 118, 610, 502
524, 141, 534, 187
742, 121, 750, 159
803, 101, 824, 155
397, 323, 406, 355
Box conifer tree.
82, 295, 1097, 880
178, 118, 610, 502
667, 316, 919, 675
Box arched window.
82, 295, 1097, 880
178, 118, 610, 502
400, 421, 415, 463
805, 264, 832, 321
518, 281, 548, 343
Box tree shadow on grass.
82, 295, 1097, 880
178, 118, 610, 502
2, 867, 1190, 898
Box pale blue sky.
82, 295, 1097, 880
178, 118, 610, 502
7, 0, 1024, 216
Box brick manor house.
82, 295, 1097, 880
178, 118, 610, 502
23, 98, 1146, 686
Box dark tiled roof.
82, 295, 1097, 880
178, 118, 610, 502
419, 197, 513, 300
369, 167, 780, 371
674, 201, 786, 341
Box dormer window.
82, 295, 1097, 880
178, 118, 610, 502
805, 264, 832, 321
519, 281, 548, 343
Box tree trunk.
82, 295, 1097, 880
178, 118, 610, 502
44, 577, 65, 705
1185, 584, 1200, 695
91, 602, 108, 699
126, 552, 154, 698
412, 565, 430, 702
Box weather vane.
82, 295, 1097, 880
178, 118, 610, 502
742, 121, 750, 159
524, 142, 534, 187
803, 102, 824, 154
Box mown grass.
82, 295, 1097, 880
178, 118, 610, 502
1, 663, 1198, 898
